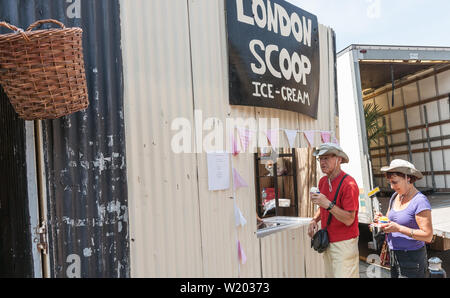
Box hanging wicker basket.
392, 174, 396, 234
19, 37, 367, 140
0, 19, 89, 120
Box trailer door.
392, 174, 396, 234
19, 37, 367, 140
337, 50, 377, 224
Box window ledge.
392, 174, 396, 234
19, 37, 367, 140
256, 216, 312, 238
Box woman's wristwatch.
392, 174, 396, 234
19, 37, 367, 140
327, 202, 335, 211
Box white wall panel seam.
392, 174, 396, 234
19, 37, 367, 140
186, 0, 206, 277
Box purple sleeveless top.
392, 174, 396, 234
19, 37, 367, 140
387, 192, 431, 251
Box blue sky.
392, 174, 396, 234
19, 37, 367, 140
287, 0, 450, 52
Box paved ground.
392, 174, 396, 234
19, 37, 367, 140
359, 260, 391, 278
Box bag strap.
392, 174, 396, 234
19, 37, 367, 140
386, 192, 397, 216
389, 192, 397, 210
325, 174, 349, 228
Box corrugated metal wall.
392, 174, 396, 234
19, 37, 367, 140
44, 0, 129, 278
189, 0, 261, 277
121, 0, 335, 277
120, 0, 204, 277
0, 87, 34, 277
260, 226, 324, 277
1, 0, 130, 278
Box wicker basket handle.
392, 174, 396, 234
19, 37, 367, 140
0, 21, 21, 32
26, 19, 66, 32
0, 21, 31, 42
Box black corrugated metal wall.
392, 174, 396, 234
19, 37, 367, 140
0, 86, 34, 278
0, 0, 129, 278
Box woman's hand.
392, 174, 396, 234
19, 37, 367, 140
373, 212, 383, 223
381, 221, 401, 233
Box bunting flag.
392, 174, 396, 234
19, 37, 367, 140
238, 127, 252, 153
231, 133, 240, 156
321, 131, 331, 143
234, 200, 247, 227
304, 131, 315, 147
266, 129, 279, 150
332, 136, 339, 145
232, 168, 248, 189
237, 240, 247, 265
284, 129, 298, 148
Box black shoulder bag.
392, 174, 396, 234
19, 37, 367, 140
311, 174, 348, 253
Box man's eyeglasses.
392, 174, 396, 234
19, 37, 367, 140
317, 155, 336, 162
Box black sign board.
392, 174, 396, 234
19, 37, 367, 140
226, 0, 320, 118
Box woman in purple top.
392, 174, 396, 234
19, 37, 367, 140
375, 159, 433, 278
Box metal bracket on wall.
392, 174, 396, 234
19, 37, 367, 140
35, 222, 48, 255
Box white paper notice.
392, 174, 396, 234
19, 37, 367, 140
207, 153, 230, 191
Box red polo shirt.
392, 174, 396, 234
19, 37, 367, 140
318, 171, 359, 243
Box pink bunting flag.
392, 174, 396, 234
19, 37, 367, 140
332, 137, 339, 145
238, 240, 247, 265
238, 127, 251, 153
233, 168, 248, 189
321, 131, 331, 143
266, 129, 279, 149
231, 134, 240, 156
304, 131, 315, 147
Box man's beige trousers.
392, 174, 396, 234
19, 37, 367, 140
323, 237, 359, 278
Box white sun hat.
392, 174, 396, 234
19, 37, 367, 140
313, 143, 349, 164
380, 159, 423, 180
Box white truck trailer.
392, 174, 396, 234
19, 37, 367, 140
337, 45, 450, 251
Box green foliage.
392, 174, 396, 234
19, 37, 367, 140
364, 103, 386, 147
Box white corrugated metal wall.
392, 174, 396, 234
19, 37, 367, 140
120, 0, 204, 277
121, 0, 336, 277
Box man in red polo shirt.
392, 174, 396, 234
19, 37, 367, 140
307, 143, 360, 278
